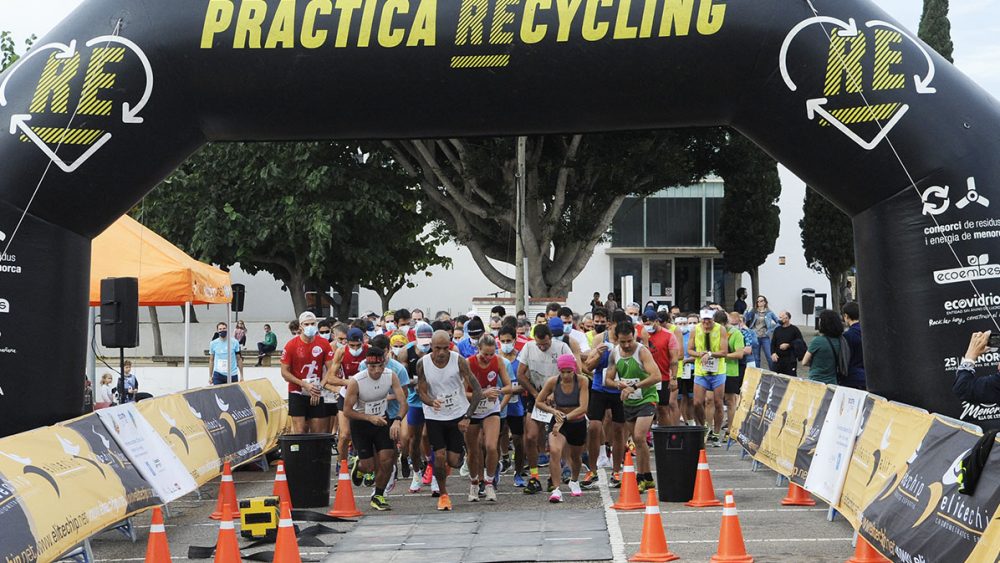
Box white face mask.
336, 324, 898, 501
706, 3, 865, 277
680, 325, 691, 334
453, 337, 463, 344
348, 345, 363, 357
646, 324, 657, 333
302, 325, 319, 338
419, 344, 431, 353
391, 346, 404, 356
386, 322, 397, 332
500, 342, 515, 354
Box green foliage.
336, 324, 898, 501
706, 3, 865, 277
800, 186, 855, 279
714, 133, 781, 278
918, 0, 954, 63
1, 31, 35, 72
141, 141, 450, 315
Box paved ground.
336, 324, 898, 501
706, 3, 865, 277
90, 436, 857, 563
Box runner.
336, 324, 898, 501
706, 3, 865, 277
646, 310, 681, 426
465, 334, 512, 502
358, 334, 411, 494
280, 312, 344, 434
677, 313, 699, 425
723, 310, 750, 435
343, 346, 408, 511
605, 320, 662, 493
689, 309, 730, 446
417, 330, 485, 510
497, 326, 526, 486
581, 308, 625, 490
333, 328, 368, 472
403, 322, 434, 493
517, 321, 572, 494
534, 354, 590, 502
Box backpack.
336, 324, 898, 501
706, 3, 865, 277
825, 336, 852, 384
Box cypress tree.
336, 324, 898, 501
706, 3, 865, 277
918, 0, 954, 63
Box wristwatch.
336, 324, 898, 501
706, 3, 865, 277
960, 358, 977, 370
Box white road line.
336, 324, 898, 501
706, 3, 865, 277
616, 507, 829, 515
597, 468, 628, 563
624, 537, 853, 545
545, 537, 594, 541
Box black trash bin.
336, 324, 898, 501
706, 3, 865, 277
279, 433, 334, 508
652, 426, 707, 502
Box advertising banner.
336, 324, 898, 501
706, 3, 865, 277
838, 401, 934, 528
858, 419, 1000, 563
754, 377, 832, 482
804, 386, 869, 505
184, 383, 263, 468
734, 370, 788, 458
792, 382, 834, 487
137, 393, 222, 486
241, 378, 288, 455
96, 404, 197, 503
0, 423, 159, 562
729, 367, 762, 441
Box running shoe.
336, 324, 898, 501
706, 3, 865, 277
370, 494, 391, 511
484, 482, 497, 502
409, 472, 422, 493
513, 474, 527, 488
479, 481, 486, 498
638, 479, 656, 493
538, 453, 550, 467
422, 464, 433, 486
431, 476, 440, 497
459, 458, 470, 477
549, 488, 564, 503
501, 457, 512, 474
469, 483, 479, 502
581, 470, 598, 490
363, 472, 376, 487
400, 456, 411, 479
561, 462, 571, 482
493, 463, 502, 490
547, 477, 555, 493
568, 480, 583, 497
609, 471, 622, 488
350, 457, 364, 487
437, 493, 452, 511
523, 477, 542, 494
596, 453, 612, 469
385, 465, 397, 495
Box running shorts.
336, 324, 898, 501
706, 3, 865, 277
425, 416, 466, 454
349, 418, 395, 459
551, 418, 587, 447
289, 393, 332, 419
695, 375, 726, 391
587, 390, 625, 423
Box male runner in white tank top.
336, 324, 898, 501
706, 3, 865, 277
417, 330, 484, 511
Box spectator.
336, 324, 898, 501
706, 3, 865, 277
734, 288, 748, 315
435, 310, 451, 322
802, 309, 845, 385
841, 302, 866, 389
256, 324, 278, 366
121, 360, 139, 403
412, 308, 425, 323
490, 305, 506, 318
770, 311, 804, 377
744, 295, 780, 371
840, 280, 854, 306
209, 321, 243, 384
606, 292, 619, 312
97, 373, 116, 407
234, 320, 248, 346
953, 331, 1000, 429
590, 292, 604, 313
516, 310, 527, 320
288, 319, 300, 336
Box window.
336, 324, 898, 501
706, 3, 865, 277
610, 180, 724, 248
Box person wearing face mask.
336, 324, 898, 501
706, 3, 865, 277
458, 317, 486, 358
209, 321, 243, 385
558, 307, 591, 355
497, 326, 526, 487
318, 319, 333, 341
626, 302, 650, 346
647, 310, 681, 427
723, 311, 751, 434
688, 309, 730, 446
581, 308, 626, 490
453, 324, 467, 347
674, 314, 696, 425
332, 327, 369, 468
465, 334, 513, 502
403, 322, 436, 493
331, 323, 349, 350
586, 309, 609, 347
281, 311, 344, 434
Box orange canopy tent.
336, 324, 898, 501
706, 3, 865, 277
90, 214, 232, 306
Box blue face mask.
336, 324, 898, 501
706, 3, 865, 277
348, 346, 363, 357
302, 325, 318, 338
563, 322, 573, 333
419, 344, 431, 353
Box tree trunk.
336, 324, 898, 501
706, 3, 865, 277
148, 306, 163, 356
332, 282, 355, 320
829, 271, 846, 314
286, 273, 309, 318
179, 303, 198, 323
379, 292, 393, 315
750, 266, 760, 305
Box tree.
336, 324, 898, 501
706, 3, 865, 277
384, 131, 722, 297
800, 187, 855, 312
1, 31, 35, 71
918, 0, 954, 63
714, 133, 782, 301
142, 141, 448, 318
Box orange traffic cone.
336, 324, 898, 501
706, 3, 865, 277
612, 451, 645, 511
685, 450, 723, 507
629, 489, 679, 562
846, 537, 890, 563
211, 462, 239, 521
711, 490, 753, 563
213, 503, 242, 563
144, 507, 171, 563
273, 501, 301, 563
327, 460, 363, 518
781, 482, 816, 506
272, 461, 292, 509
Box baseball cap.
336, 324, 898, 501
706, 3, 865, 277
557, 354, 577, 372
415, 322, 434, 346
656, 310, 671, 323
365, 311, 377, 319
548, 316, 565, 337
347, 328, 364, 342
700, 309, 714, 320
298, 311, 318, 324
467, 317, 485, 337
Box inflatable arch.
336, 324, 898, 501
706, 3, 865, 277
1, 0, 999, 435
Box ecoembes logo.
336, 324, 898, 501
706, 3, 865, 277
933, 254, 1000, 285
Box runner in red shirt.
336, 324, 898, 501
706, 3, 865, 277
464, 334, 512, 502
645, 310, 681, 426
281, 312, 341, 434
332, 327, 369, 467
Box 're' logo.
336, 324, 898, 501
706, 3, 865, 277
0, 34, 152, 173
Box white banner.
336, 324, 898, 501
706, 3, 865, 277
97, 403, 198, 503
803, 386, 868, 505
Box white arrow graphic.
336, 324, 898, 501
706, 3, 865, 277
10, 114, 113, 173
780, 16, 859, 92
805, 97, 910, 150
865, 20, 936, 94
0, 40, 77, 106
920, 184, 950, 215
85, 35, 153, 123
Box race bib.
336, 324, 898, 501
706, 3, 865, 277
684, 363, 695, 378
364, 398, 387, 416
321, 387, 338, 404
473, 398, 494, 416
530, 405, 553, 423
510, 381, 520, 404
702, 356, 719, 373
438, 392, 458, 410
622, 378, 643, 401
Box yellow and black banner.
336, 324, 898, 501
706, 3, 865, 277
241, 379, 288, 456
136, 392, 224, 486
733, 369, 788, 460
754, 377, 833, 483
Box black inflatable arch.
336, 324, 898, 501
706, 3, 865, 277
1, 0, 999, 435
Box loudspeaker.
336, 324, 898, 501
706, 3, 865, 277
231, 283, 245, 313
100, 277, 139, 348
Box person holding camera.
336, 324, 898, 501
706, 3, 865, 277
953, 331, 1000, 429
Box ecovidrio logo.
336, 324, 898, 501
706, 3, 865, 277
933, 254, 1000, 285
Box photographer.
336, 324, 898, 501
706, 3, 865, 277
953, 331, 1000, 429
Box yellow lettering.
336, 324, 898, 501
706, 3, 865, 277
696, 0, 725, 35
872, 29, 905, 90
265, 0, 297, 48
78, 47, 125, 116
823, 30, 866, 96
521, 0, 551, 44
638, 0, 656, 38
408, 0, 437, 46
491, 0, 520, 45
28, 52, 81, 114
358, 0, 378, 47
301, 0, 333, 48
201, 0, 235, 48
613, 0, 637, 39
334, 0, 362, 47
659, 0, 692, 37
456, 0, 489, 45
582, 0, 611, 41
379, 0, 408, 48
554, 0, 583, 42
234, 0, 268, 48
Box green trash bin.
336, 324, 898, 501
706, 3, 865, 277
280, 433, 334, 508
652, 426, 707, 502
